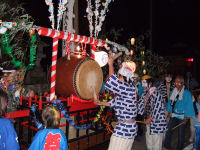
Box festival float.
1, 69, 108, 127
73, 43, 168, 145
0, 0, 137, 149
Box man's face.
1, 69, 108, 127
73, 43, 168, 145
174, 78, 184, 90
165, 74, 172, 83
4, 72, 15, 85
142, 80, 148, 89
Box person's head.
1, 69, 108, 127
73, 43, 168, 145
16, 69, 25, 83
165, 72, 172, 83
117, 63, 135, 84
3, 72, 16, 85
0, 90, 8, 116
1, 65, 17, 86
174, 75, 184, 91
141, 75, 153, 89
186, 72, 192, 79
42, 106, 60, 129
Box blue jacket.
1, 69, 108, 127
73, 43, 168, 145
29, 129, 68, 150
0, 118, 20, 150
166, 89, 195, 119
193, 102, 200, 126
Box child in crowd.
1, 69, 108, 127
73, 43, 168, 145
29, 105, 68, 150
94, 56, 137, 150
193, 94, 200, 150
0, 89, 20, 150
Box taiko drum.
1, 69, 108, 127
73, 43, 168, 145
55, 55, 103, 100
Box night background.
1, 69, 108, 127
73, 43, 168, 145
1, 0, 200, 79
20, 0, 200, 56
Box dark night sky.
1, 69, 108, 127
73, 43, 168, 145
21, 0, 200, 56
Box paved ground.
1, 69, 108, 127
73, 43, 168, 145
20, 121, 193, 150
93, 122, 193, 150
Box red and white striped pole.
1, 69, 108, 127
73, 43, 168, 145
91, 45, 96, 59
37, 27, 105, 47
50, 34, 59, 101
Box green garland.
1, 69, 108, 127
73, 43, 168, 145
26, 32, 37, 70
93, 93, 114, 122
1, 31, 37, 70
2, 32, 23, 67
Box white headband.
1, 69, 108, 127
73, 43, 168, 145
2, 70, 16, 73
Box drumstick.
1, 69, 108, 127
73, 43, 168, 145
136, 121, 146, 124
93, 88, 98, 101
113, 52, 123, 60
172, 121, 185, 130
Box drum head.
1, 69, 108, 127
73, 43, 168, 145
74, 58, 103, 100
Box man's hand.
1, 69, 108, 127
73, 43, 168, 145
145, 117, 153, 124
94, 99, 101, 105
183, 118, 188, 124
108, 56, 114, 66
26, 90, 34, 98
167, 112, 171, 121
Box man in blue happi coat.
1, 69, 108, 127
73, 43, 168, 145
163, 75, 195, 150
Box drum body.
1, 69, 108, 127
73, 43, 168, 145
55, 55, 103, 100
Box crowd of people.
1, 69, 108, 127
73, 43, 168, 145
94, 56, 200, 150
0, 56, 200, 150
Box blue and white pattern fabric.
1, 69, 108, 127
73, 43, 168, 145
157, 82, 174, 104
157, 82, 167, 99
138, 87, 167, 134
105, 74, 137, 139
166, 89, 195, 119
0, 118, 20, 150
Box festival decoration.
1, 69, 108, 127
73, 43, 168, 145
57, 0, 68, 30
49, 37, 59, 101
94, 51, 108, 67
45, 0, 55, 29
37, 27, 105, 46
143, 69, 147, 75
130, 50, 134, 56
142, 60, 145, 66
107, 40, 129, 53
0, 26, 7, 34
54, 100, 91, 129
86, 0, 114, 38
1, 30, 37, 70
131, 38, 135, 45
31, 100, 91, 130
30, 105, 44, 129
86, 0, 94, 37
26, 30, 37, 70
44, 0, 69, 100
93, 93, 113, 122
1, 31, 23, 67
45, 0, 68, 30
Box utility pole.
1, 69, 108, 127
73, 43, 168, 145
150, 0, 153, 51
